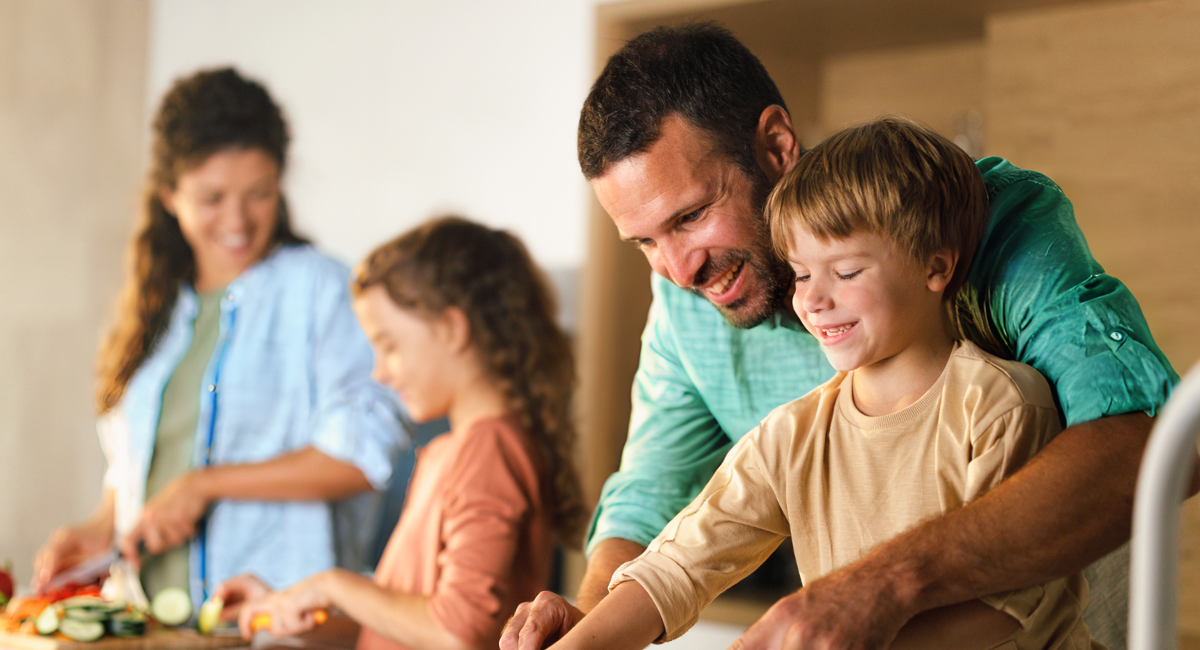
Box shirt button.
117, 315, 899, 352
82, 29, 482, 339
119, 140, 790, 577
208, 384, 218, 392
1109, 331, 1124, 342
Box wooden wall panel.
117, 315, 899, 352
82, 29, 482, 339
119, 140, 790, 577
0, 0, 148, 582
985, 0, 1200, 636
819, 40, 985, 143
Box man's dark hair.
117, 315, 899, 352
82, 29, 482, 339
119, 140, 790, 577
578, 22, 787, 180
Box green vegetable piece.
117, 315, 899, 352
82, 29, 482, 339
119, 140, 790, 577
35, 606, 61, 635
108, 611, 147, 637
151, 587, 192, 627
60, 618, 105, 643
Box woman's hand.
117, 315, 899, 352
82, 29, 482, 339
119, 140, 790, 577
33, 491, 116, 591
32, 519, 114, 591
119, 470, 212, 565
238, 571, 336, 639
213, 574, 273, 623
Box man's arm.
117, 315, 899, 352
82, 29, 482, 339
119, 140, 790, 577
734, 411, 1161, 649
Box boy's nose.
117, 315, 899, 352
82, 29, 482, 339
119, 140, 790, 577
800, 279, 833, 314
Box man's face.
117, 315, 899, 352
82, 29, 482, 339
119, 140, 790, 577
592, 116, 793, 328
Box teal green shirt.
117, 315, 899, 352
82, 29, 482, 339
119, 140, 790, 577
586, 157, 1179, 555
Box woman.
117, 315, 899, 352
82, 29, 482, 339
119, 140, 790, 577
33, 68, 407, 604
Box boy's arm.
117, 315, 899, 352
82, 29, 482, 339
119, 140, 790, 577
549, 582, 663, 650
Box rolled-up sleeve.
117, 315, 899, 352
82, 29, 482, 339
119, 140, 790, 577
973, 160, 1179, 427
586, 286, 733, 556
306, 265, 409, 489
610, 432, 788, 642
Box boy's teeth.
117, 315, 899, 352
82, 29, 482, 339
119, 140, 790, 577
821, 324, 854, 336
706, 261, 743, 295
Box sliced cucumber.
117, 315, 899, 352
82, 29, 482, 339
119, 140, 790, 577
35, 606, 61, 635
63, 608, 109, 622
59, 618, 105, 643
151, 587, 192, 627
108, 611, 147, 637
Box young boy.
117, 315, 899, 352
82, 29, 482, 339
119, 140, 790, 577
550, 118, 1101, 650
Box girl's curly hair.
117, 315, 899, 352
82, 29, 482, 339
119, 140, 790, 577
353, 216, 586, 546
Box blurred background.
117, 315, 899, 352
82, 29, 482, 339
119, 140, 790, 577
2, 0, 1198, 645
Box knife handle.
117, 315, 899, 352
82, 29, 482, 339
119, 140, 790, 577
250, 609, 328, 632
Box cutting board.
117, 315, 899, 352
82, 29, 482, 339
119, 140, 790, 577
0, 629, 247, 650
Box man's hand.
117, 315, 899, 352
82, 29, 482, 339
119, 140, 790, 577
500, 591, 586, 650
213, 573, 273, 622
731, 568, 911, 650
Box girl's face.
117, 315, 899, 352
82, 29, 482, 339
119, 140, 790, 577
160, 147, 281, 291
353, 286, 455, 423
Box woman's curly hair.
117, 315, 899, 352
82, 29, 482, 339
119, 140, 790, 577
353, 216, 586, 546
95, 67, 307, 413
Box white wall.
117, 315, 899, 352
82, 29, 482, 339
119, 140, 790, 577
149, 0, 595, 276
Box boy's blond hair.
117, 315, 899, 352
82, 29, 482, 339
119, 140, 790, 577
766, 117, 989, 297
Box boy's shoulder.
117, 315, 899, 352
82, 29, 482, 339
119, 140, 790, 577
752, 372, 850, 447
944, 340, 1059, 433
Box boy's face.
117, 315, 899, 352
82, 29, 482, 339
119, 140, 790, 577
787, 230, 949, 373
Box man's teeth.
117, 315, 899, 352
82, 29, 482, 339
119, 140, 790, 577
820, 324, 854, 337
705, 261, 743, 295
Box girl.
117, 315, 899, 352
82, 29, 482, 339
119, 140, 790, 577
222, 217, 585, 650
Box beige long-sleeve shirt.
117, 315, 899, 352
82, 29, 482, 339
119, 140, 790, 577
611, 341, 1101, 650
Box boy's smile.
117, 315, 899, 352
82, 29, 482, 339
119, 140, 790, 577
788, 230, 948, 375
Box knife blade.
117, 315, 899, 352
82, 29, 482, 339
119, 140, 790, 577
36, 547, 119, 595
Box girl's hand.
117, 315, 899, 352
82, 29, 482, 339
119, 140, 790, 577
119, 470, 212, 564
237, 571, 336, 639
32, 520, 113, 591
213, 574, 273, 622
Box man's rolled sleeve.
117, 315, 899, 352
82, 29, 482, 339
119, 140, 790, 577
974, 159, 1179, 427
586, 289, 732, 556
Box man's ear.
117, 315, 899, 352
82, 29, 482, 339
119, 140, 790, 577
438, 306, 472, 354
755, 105, 800, 183
926, 248, 960, 293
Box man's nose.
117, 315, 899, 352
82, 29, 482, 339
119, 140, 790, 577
658, 243, 701, 288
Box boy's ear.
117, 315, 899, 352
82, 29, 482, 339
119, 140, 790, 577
755, 105, 800, 184
438, 306, 472, 353
926, 248, 959, 293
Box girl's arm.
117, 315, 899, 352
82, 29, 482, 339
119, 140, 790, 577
548, 581, 663, 650
119, 447, 369, 560
239, 569, 469, 650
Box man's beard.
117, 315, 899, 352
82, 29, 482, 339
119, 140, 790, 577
689, 173, 794, 329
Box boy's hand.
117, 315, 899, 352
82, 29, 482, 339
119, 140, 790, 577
500, 591, 586, 650
731, 567, 910, 650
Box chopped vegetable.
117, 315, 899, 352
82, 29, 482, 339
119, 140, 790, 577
107, 611, 147, 637
151, 588, 192, 627
0, 561, 14, 602
59, 618, 105, 642
35, 606, 60, 635
197, 596, 224, 635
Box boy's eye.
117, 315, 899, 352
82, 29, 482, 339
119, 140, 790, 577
795, 274, 810, 283
836, 270, 863, 280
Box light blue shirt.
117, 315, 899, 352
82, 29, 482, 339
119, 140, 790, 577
98, 245, 409, 604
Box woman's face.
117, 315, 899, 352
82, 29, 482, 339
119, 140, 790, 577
160, 147, 282, 291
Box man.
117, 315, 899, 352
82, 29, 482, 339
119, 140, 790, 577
503, 23, 1182, 650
